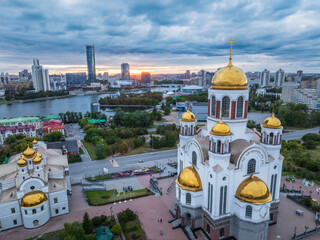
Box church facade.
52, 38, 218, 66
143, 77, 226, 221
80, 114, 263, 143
175, 44, 283, 240
0, 140, 71, 231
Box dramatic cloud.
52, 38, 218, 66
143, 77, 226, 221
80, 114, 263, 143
1, 0, 320, 74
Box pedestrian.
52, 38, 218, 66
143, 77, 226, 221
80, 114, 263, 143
160, 218, 162, 223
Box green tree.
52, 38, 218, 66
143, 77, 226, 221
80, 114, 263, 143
95, 141, 106, 159
110, 224, 122, 235
82, 212, 93, 234
60, 222, 85, 240
164, 132, 176, 147
164, 106, 171, 115
5, 94, 12, 101
43, 131, 63, 142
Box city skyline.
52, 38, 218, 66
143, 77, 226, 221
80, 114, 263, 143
1, 0, 320, 74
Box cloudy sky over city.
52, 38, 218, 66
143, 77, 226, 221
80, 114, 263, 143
1, 0, 320, 74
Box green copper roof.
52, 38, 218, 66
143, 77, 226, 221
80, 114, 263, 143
88, 119, 106, 124
42, 115, 62, 121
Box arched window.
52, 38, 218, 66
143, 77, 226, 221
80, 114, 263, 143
247, 159, 256, 175
192, 151, 197, 166
245, 205, 252, 218
185, 126, 188, 136
211, 96, 216, 116
217, 140, 221, 153
220, 228, 225, 238
32, 209, 36, 214
186, 193, 191, 204
263, 132, 267, 143
236, 97, 243, 118
222, 96, 230, 118
269, 133, 274, 144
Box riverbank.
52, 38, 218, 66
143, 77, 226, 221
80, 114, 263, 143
0, 90, 111, 106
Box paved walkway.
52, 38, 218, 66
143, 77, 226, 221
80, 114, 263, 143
0, 176, 185, 240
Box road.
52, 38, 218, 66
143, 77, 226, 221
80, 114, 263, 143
68, 125, 319, 183
69, 149, 177, 183
282, 126, 320, 141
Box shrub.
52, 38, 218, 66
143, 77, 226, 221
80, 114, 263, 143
111, 224, 122, 235
82, 212, 93, 234
91, 215, 108, 227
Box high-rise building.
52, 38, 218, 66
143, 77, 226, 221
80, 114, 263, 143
31, 59, 50, 92
141, 72, 151, 86
86, 44, 96, 83
121, 63, 130, 80
295, 70, 303, 82
281, 81, 300, 103
185, 70, 190, 79
66, 73, 87, 87
103, 72, 109, 80
275, 69, 285, 87
260, 69, 270, 87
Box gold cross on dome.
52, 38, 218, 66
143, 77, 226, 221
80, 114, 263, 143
227, 38, 236, 66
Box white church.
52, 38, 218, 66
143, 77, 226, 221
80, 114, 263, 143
0, 140, 71, 230
175, 40, 283, 240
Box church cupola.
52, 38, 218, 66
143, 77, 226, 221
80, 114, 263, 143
260, 113, 283, 145
209, 118, 232, 154
179, 107, 197, 141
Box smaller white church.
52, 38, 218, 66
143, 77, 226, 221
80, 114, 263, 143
175, 40, 283, 240
0, 140, 71, 230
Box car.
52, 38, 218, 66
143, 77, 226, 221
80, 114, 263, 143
128, 186, 133, 191
139, 160, 144, 163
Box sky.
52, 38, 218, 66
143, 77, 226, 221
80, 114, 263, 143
1, 0, 320, 74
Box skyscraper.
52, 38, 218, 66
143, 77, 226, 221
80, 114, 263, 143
141, 72, 151, 86
86, 44, 96, 83
185, 70, 190, 79
295, 70, 303, 82
121, 63, 130, 80
260, 69, 270, 87
66, 73, 87, 87
275, 68, 285, 87
31, 59, 50, 92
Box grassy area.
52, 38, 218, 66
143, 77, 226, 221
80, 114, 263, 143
85, 189, 152, 206
87, 174, 111, 181
79, 147, 84, 154
81, 140, 97, 160
118, 209, 147, 240
121, 143, 177, 156
25, 229, 63, 240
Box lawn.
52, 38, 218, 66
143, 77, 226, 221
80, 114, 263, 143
118, 209, 147, 240
121, 143, 177, 156
25, 229, 63, 240
81, 140, 97, 160
87, 174, 111, 181
85, 189, 152, 206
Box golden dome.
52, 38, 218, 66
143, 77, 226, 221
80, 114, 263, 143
210, 118, 231, 136
33, 156, 42, 165
32, 139, 38, 144
17, 158, 27, 167
211, 64, 248, 90
176, 166, 202, 192
21, 191, 47, 208
23, 146, 35, 158
262, 112, 282, 129
181, 108, 196, 122
235, 175, 272, 204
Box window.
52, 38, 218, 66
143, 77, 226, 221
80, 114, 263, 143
269, 133, 274, 144
270, 213, 274, 222
223, 186, 227, 214
222, 96, 230, 118
30, 186, 35, 190
247, 159, 256, 175
219, 186, 223, 215
220, 228, 225, 238
186, 193, 191, 205
236, 97, 243, 118
22, 169, 24, 172
245, 206, 252, 218
270, 175, 274, 200
192, 151, 197, 167
211, 96, 216, 116
32, 209, 36, 214
62, 207, 66, 210
207, 183, 211, 210
11, 208, 15, 214
207, 183, 213, 213
24, 210, 27, 215
272, 174, 277, 200
217, 140, 221, 153
207, 224, 210, 234
185, 127, 188, 136
263, 132, 267, 143
54, 198, 58, 204
55, 209, 59, 214
13, 219, 17, 225
41, 206, 44, 211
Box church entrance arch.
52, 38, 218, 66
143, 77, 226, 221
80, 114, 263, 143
186, 213, 191, 226
33, 220, 39, 227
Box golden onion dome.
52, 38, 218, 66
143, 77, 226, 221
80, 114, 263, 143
181, 108, 196, 122
32, 139, 38, 144
210, 118, 231, 136
21, 191, 47, 208
23, 146, 35, 158
262, 112, 282, 129
235, 175, 272, 204
176, 166, 202, 192
36, 152, 42, 158
17, 158, 27, 167
33, 156, 42, 165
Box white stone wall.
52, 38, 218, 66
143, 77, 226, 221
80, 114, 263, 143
0, 201, 22, 231
21, 201, 50, 228
49, 190, 69, 217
